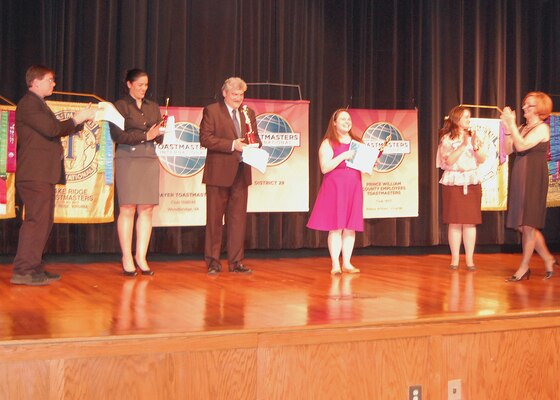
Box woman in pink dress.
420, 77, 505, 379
307, 109, 364, 275
437, 106, 487, 271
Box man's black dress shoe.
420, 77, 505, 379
43, 270, 61, 281
229, 264, 252, 274
10, 272, 49, 286
208, 264, 221, 275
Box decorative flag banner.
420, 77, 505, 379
0, 111, 8, 177
7, 109, 17, 172
470, 118, 508, 210
0, 105, 16, 218
0, 174, 15, 218
152, 100, 310, 227
348, 109, 419, 218
547, 113, 560, 207
46, 101, 114, 223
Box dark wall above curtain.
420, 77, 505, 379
1, 0, 559, 255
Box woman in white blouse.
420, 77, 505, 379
437, 106, 487, 271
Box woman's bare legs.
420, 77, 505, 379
533, 229, 556, 272
462, 224, 477, 268
134, 204, 154, 271
341, 229, 359, 273
118, 205, 137, 272
328, 230, 343, 274
448, 223, 462, 267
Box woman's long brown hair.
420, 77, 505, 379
439, 105, 470, 140
323, 109, 363, 144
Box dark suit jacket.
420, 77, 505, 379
109, 95, 162, 160
15, 91, 82, 184
199, 100, 261, 187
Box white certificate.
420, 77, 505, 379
242, 146, 269, 173
95, 102, 125, 130
345, 140, 378, 174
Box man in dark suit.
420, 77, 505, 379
199, 77, 261, 275
11, 65, 94, 286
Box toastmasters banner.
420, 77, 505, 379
470, 118, 508, 210
47, 101, 114, 223
0, 106, 16, 218
245, 99, 309, 212
348, 109, 418, 218
153, 106, 206, 226
152, 100, 309, 227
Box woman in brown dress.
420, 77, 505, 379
437, 106, 487, 271
501, 92, 557, 281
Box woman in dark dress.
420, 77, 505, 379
501, 92, 557, 281
110, 69, 163, 276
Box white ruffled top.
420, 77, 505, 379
436, 133, 482, 188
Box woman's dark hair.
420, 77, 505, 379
123, 68, 148, 93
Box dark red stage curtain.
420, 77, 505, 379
0, 0, 559, 255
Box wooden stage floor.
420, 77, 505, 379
1, 251, 559, 342
2, 251, 560, 399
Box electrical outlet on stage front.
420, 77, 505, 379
448, 379, 462, 400
409, 385, 422, 400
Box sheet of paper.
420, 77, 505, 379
345, 140, 378, 174
242, 146, 269, 173
95, 102, 125, 130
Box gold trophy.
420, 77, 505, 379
377, 134, 392, 158
241, 105, 258, 145
161, 97, 170, 127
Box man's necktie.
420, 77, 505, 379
232, 109, 242, 138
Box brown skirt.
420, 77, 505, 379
441, 184, 482, 225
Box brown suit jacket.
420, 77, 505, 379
15, 91, 82, 184
199, 100, 261, 187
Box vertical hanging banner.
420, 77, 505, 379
0, 106, 16, 218
245, 99, 309, 212
470, 118, 508, 210
47, 101, 114, 223
152, 100, 310, 226
547, 113, 560, 207
348, 109, 419, 218
153, 106, 206, 226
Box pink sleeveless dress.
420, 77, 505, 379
307, 141, 364, 231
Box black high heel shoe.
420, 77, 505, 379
543, 258, 559, 280
506, 268, 531, 282
134, 259, 154, 276
122, 265, 137, 277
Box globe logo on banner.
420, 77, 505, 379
257, 113, 300, 166
156, 121, 206, 177
362, 122, 409, 173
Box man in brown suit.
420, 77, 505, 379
11, 65, 94, 286
199, 77, 261, 275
